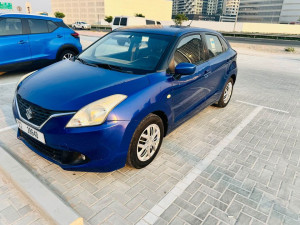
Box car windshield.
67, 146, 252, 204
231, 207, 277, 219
78, 31, 171, 74
81, 22, 87, 24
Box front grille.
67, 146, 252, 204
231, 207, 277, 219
17, 95, 62, 127
20, 130, 63, 163
19, 130, 89, 165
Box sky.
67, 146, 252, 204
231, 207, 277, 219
1, 0, 51, 14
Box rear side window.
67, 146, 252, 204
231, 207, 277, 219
174, 35, 204, 65
0, 18, 22, 36
146, 20, 155, 25
47, 21, 58, 32
157, 21, 161, 25
28, 19, 48, 34
120, 18, 127, 26
205, 34, 224, 58
113, 17, 120, 25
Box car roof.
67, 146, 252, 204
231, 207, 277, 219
115, 25, 220, 36
0, 13, 62, 22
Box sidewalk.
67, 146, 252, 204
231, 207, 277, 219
0, 172, 50, 225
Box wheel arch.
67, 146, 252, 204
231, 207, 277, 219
152, 111, 168, 137
231, 74, 236, 84
56, 44, 80, 60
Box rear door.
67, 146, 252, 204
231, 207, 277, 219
203, 33, 228, 102
26, 18, 63, 61
0, 17, 31, 67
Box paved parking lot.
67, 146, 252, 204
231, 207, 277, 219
0, 37, 299, 225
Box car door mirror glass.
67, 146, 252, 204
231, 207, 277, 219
175, 62, 196, 76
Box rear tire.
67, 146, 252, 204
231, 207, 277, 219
58, 49, 76, 61
127, 114, 164, 169
215, 78, 234, 108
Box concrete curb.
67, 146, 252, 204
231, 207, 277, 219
0, 147, 83, 225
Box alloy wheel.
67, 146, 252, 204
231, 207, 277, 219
137, 124, 161, 161
223, 81, 233, 104
62, 53, 74, 60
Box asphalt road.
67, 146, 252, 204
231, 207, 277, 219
225, 36, 300, 47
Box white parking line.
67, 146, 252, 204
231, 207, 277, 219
138, 106, 263, 225
0, 124, 17, 133
236, 100, 289, 114
0, 82, 17, 86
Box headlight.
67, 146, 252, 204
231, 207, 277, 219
66, 94, 127, 128
16, 70, 36, 87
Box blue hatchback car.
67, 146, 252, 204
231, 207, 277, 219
0, 14, 82, 72
13, 26, 237, 172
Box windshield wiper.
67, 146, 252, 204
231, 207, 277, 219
96, 63, 133, 74
76, 57, 99, 68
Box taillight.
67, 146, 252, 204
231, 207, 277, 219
71, 32, 79, 38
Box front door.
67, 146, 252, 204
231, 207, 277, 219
170, 34, 212, 123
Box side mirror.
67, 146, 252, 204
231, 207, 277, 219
174, 63, 196, 78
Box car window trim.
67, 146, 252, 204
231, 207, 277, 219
203, 32, 227, 59
0, 17, 25, 37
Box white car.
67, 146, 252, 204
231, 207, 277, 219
72, 21, 91, 30
112, 16, 161, 30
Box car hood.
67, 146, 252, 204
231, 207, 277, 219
17, 60, 150, 111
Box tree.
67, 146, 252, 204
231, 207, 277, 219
104, 16, 113, 23
54, 11, 65, 19
135, 13, 145, 18
173, 14, 188, 26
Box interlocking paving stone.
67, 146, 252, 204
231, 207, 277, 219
1, 40, 300, 225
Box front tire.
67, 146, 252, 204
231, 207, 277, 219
127, 114, 164, 169
58, 49, 76, 61
215, 78, 234, 108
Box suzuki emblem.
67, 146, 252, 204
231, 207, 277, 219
26, 107, 33, 120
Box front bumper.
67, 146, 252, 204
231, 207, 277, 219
13, 99, 137, 172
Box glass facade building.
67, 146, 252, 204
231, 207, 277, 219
238, 0, 284, 23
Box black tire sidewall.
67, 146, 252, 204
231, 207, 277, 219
127, 114, 164, 169
218, 78, 234, 108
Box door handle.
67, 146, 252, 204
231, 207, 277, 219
18, 40, 27, 44
57, 34, 63, 38
203, 70, 210, 78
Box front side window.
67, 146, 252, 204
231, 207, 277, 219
113, 17, 120, 25
79, 32, 170, 74
0, 18, 22, 36
205, 34, 224, 58
174, 34, 204, 65
28, 19, 48, 34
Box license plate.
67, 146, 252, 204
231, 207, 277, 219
16, 119, 45, 144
